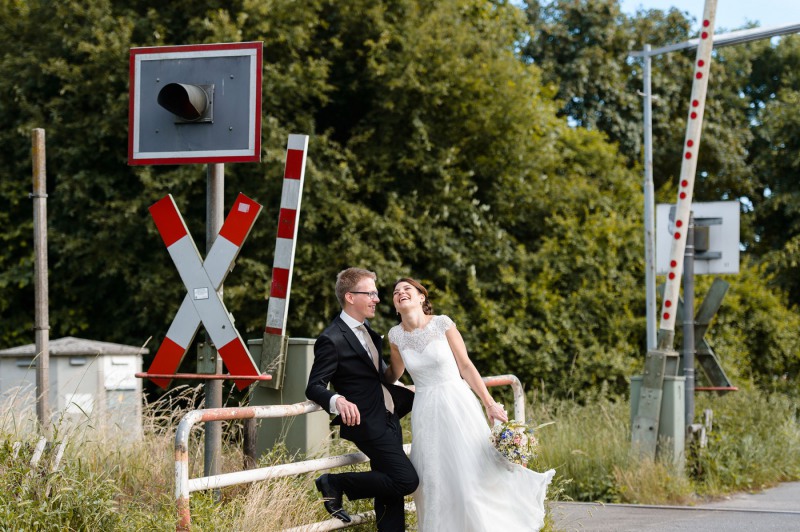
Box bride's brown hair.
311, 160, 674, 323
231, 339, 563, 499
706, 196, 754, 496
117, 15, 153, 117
394, 277, 434, 315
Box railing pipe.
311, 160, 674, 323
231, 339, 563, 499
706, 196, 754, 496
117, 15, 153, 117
175, 375, 524, 530
482, 374, 525, 421
190, 444, 413, 493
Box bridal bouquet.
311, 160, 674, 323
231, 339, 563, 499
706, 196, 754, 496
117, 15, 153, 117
490, 419, 554, 467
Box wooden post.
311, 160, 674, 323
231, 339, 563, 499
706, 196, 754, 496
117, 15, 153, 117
32, 128, 50, 437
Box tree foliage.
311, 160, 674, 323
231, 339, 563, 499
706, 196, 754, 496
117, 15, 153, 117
0, 0, 798, 401
523, 0, 800, 393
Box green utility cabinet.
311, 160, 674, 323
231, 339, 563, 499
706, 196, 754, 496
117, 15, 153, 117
248, 338, 331, 458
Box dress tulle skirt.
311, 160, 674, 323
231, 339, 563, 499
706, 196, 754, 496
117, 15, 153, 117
410, 378, 555, 531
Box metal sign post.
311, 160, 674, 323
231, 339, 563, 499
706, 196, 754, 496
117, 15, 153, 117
683, 214, 696, 427
204, 162, 224, 488
129, 41, 265, 483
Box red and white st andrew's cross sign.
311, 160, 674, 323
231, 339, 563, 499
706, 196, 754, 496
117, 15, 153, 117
148, 193, 262, 390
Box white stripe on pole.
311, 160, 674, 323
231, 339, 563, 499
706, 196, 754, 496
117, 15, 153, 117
280, 179, 303, 210
266, 298, 287, 332
273, 238, 294, 269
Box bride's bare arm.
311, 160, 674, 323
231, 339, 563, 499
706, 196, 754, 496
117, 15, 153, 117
446, 326, 508, 423
385, 342, 406, 383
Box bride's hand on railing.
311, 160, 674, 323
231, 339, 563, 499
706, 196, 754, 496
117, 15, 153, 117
485, 402, 508, 425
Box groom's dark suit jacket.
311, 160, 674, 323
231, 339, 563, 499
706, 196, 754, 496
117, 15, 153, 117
306, 315, 414, 441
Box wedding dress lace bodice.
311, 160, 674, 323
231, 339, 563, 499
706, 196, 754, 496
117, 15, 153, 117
388, 315, 460, 389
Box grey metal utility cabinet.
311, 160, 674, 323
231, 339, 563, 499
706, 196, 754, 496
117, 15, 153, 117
0, 337, 145, 438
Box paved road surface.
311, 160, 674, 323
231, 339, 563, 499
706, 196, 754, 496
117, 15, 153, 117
549, 481, 800, 531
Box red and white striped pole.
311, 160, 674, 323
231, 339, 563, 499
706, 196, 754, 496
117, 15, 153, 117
260, 134, 309, 386
658, 0, 717, 348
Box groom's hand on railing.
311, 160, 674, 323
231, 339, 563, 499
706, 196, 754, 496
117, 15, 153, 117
336, 397, 361, 426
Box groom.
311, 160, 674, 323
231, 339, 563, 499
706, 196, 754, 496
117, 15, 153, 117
306, 267, 417, 531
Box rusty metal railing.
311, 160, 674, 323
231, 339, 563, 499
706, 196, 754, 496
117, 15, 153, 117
174, 374, 525, 530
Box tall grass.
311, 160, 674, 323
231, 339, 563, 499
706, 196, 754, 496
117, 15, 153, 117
1, 386, 798, 530
530, 394, 694, 505
691, 391, 800, 495
531, 387, 800, 506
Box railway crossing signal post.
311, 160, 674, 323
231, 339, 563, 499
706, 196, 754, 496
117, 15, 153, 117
636, 199, 740, 463
631, 3, 800, 468
129, 42, 264, 480
631, 7, 800, 465
656, 203, 740, 408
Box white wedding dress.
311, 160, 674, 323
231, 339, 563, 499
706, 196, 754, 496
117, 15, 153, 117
388, 315, 555, 532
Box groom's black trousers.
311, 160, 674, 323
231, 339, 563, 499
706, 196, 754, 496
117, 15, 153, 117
334, 412, 418, 532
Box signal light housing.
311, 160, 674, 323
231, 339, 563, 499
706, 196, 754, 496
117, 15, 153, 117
157, 83, 214, 123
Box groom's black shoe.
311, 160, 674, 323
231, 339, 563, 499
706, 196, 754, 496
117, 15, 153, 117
315, 474, 352, 523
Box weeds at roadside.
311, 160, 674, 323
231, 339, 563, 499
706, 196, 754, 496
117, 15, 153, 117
1, 384, 798, 529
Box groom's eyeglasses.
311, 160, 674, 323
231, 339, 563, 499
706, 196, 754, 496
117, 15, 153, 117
349, 291, 380, 299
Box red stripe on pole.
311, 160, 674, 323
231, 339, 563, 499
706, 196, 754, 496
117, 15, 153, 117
149, 196, 187, 247
218, 339, 259, 391
264, 326, 283, 335
270, 268, 290, 298
276, 208, 297, 239
128, 51, 137, 165
218, 193, 261, 247
147, 336, 187, 389
284, 149, 304, 180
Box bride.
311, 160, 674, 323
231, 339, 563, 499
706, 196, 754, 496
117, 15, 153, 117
386, 277, 555, 531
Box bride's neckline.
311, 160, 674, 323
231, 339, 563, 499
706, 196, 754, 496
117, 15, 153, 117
399, 315, 435, 333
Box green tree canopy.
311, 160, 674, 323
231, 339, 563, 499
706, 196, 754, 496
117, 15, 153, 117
0, 0, 797, 401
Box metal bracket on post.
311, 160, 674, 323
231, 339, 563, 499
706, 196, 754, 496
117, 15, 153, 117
197, 342, 218, 375
257, 333, 289, 389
